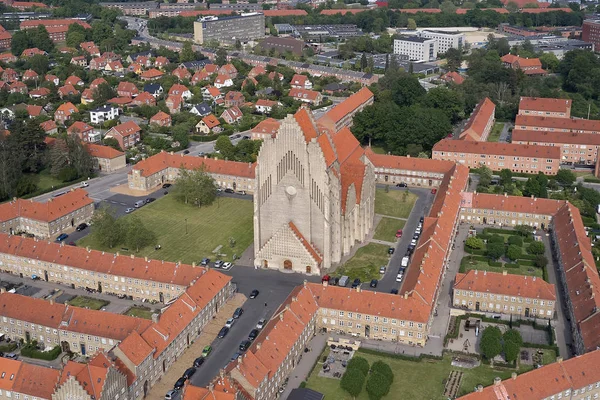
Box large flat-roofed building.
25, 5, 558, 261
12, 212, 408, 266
453, 270, 556, 318
512, 129, 600, 165
100, 1, 158, 15
393, 36, 438, 61
417, 29, 465, 54
193, 13, 265, 45
432, 139, 561, 174
0, 189, 94, 239
518, 96, 572, 118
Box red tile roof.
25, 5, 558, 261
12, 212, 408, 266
0, 358, 22, 391
86, 143, 124, 160
320, 87, 374, 129
365, 147, 455, 174
460, 97, 495, 141
116, 331, 154, 366
294, 107, 318, 143
512, 129, 600, 145
150, 111, 171, 124
140, 68, 164, 79
454, 270, 556, 300
432, 138, 561, 159
0, 188, 93, 223
108, 120, 141, 138
289, 88, 321, 102
67, 121, 93, 134
461, 192, 565, 215
13, 361, 60, 399
202, 114, 221, 129
519, 96, 571, 115
514, 115, 600, 133
263, 9, 307, 16
251, 118, 280, 137
132, 151, 256, 179
521, 7, 571, 12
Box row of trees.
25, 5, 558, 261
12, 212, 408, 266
480, 326, 523, 363
340, 356, 394, 400
90, 207, 156, 252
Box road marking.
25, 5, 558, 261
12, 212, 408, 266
120, 202, 128, 206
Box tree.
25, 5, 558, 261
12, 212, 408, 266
507, 236, 523, 247
235, 39, 242, 50
478, 165, 493, 188
515, 224, 534, 237
66, 31, 86, 48
102, 137, 121, 151
480, 326, 502, 360
466, 237, 484, 250
440, 0, 456, 13
215, 48, 227, 66
499, 169, 513, 186
444, 48, 462, 72
360, 53, 368, 71
556, 169, 576, 186
506, 1, 519, 12
180, 42, 195, 63
539, 53, 559, 72
527, 241, 545, 255
7, 118, 46, 173
506, 244, 522, 261
90, 206, 124, 248
0, 136, 22, 200
370, 361, 393, 383
346, 356, 369, 376
215, 135, 236, 160
503, 329, 523, 363
28, 54, 49, 75
94, 83, 117, 104
172, 167, 218, 207
535, 254, 548, 268
124, 216, 157, 252
486, 242, 505, 260
31, 25, 54, 53
11, 30, 29, 57
407, 18, 417, 30
366, 372, 391, 400
423, 87, 465, 123
340, 369, 365, 398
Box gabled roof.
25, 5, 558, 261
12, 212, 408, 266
321, 87, 373, 127
459, 97, 495, 141
454, 270, 556, 300
86, 143, 124, 160
0, 188, 93, 223
140, 68, 164, 79
519, 96, 571, 115
107, 121, 141, 138
433, 138, 561, 159
202, 114, 221, 129
13, 362, 60, 399
150, 111, 171, 123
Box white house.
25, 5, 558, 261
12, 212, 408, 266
90, 105, 121, 124
214, 74, 234, 89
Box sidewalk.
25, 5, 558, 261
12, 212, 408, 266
145, 293, 246, 400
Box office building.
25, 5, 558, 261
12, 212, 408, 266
193, 13, 265, 45
393, 36, 438, 62
417, 29, 465, 54
583, 19, 600, 51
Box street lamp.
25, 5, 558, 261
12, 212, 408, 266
185, 218, 188, 235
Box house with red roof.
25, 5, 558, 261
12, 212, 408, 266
70, 55, 87, 67
55, 102, 79, 124
168, 84, 192, 101
45, 74, 59, 85
29, 87, 50, 99
221, 106, 243, 124
40, 119, 58, 134
172, 67, 191, 81
67, 121, 99, 143
58, 84, 79, 98
224, 91, 245, 108
218, 63, 237, 78
319, 87, 374, 132
214, 74, 233, 89
22, 69, 38, 82
154, 56, 169, 69
8, 81, 27, 94
518, 96, 571, 118
191, 70, 210, 85
87, 143, 126, 172
104, 120, 141, 150
165, 95, 182, 114
140, 68, 164, 81
150, 111, 172, 127
1, 68, 17, 82
254, 99, 280, 114
202, 85, 222, 103
459, 97, 496, 141
80, 41, 100, 56
89, 57, 107, 70
290, 74, 312, 90
20, 47, 46, 58
441, 71, 464, 85
251, 117, 280, 139
130, 91, 156, 107
501, 54, 547, 75
196, 114, 222, 134
288, 88, 322, 106
65, 75, 84, 87
117, 81, 139, 98
105, 60, 124, 72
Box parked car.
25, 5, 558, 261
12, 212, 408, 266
218, 327, 229, 338
183, 150, 190, 154
396, 183, 407, 188
200, 258, 210, 266
370, 279, 378, 288
332, 277, 340, 285
162, 183, 172, 188
388, 247, 395, 255
221, 262, 233, 270
239, 340, 251, 352
379, 266, 386, 274
248, 329, 259, 341
420, 216, 424, 223
76, 223, 87, 231
81, 181, 89, 188
390, 289, 399, 294
145, 197, 156, 204
225, 318, 235, 328
256, 319, 266, 330
396, 273, 404, 283
31, 275, 40, 280
4, 353, 17, 360
410, 239, 417, 246
321, 274, 331, 283
231, 352, 241, 362
202, 345, 212, 357
351, 278, 361, 288
134, 200, 145, 208
182, 367, 196, 379
174, 377, 186, 390
165, 389, 178, 400
431, 188, 437, 194
224, 188, 234, 193
396, 229, 403, 238
214, 260, 224, 268
233, 307, 244, 319
249, 289, 259, 299
125, 208, 135, 213
56, 233, 69, 242
193, 357, 205, 368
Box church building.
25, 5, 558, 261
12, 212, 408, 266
253, 107, 375, 275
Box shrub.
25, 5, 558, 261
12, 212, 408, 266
528, 241, 545, 255
370, 361, 394, 383
366, 372, 391, 400
507, 236, 523, 247
341, 368, 365, 398
20, 345, 61, 360
506, 244, 522, 261
488, 234, 505, 244
518, 260, 536, 267
466, 237, 484, 250
488, 260, 502, 267
487, 242, 505, 260
0, 343, 17, 353
504, 263, 520, 269
480, 326, 503, 360
347, 356, 370, 376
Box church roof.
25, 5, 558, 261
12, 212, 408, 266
294, 107, 318, 143
289, 222, 322, 264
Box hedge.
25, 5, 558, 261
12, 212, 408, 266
584, 177, 600, 183
483, 228, 518, 235
504, 263, 520, 269
542, 266, 549, 282
0, 343, 17, 353
518, 260, 536, 267
20, 345, 61, 360
488, 261, 502, 267
523, 342, 560, 356
189, 133, 230, 142
518, 254, 538, 261
464, 247, 486, 256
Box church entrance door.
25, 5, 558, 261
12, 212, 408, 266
284, 260, 292, 270
306, 266, 311, 273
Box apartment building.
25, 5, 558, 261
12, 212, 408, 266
129, 151, 256, 193
0, 233, 208, 302
0, 26, 11, 50
193, 13, 265, 45
394, 36, 437, 61
104, 121, 141, 150
319, 87, 374, 132
20, 19, 91, 42
432, 139, 561, 175
87, 143, 126, 172
515, 114, 600, 134
459, 350, 600, 400
583, 19, 600, 51
512, 129, 600, 165
0, 358, 61, 400
459, 98, 495, 141
453, 270, 556, 319
417, 29, 465, 54
0, 189, 94, 239
99, 1, 158, 15
518, 96, 572, 118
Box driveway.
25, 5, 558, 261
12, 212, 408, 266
499, 122, 512, 143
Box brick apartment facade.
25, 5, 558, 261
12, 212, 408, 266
518, 96, 572, 118
0, 189, 94, 239
512, 129, 600, 165
453, 270, 556, 319
432, 139, 561, 174
515, 114, 600, 134
459, 98, 495, 141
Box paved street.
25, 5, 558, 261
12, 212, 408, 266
498, 122, 512, 142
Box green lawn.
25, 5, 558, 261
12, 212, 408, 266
373, 217, 405, 242
306, 350, 531, 400
35, 170, 64, 191
125, 306, 154, 319
68, 296, 109, 310
78, 194, 254, 263
334, 243, 389, 281
461, 256, 543, 278
487, 122, 504, 142
370, 146, 387, 155
374, 189, 417, 219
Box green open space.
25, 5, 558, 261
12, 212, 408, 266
461, 256, 544, 278
78, 194, 254, 263
374, 189, 417, 219
68, 296, 109, 310
35, 169, 64, 191
373, 217, 405, 242
306, 350, 531, 400
125, 306, 154, 319
370, 146, 387, 155
334, 243, 389, 282
487, 122, 504, 142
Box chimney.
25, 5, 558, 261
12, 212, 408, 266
256, 342, 261, 350
403, 292, 408, 299
356, 286, 361, 293
476, 385, 484, 392
504, 193, 507, 197
0, 288, 5, 294
556, 356, 563, 363
303, 279, 307, 288
493, 377, 502, 387
49, 299, 54, 305
208, 383, 214, 391
279, 313, 284, 321
503, 270, 507, 276
484, 270, 487, 275
511, 372, 517, 380
322, 280, 328, 287
86, 246, 90, 252
130, 254, 135, 259
145, 256, 148, 262
192, 262, 196, 267
151, 313, 160, 323
116, 252, 120, 257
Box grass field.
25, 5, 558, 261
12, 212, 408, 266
461, 256, 543, 278
35, 170, 64, 191
373, 217, 405, 242
370, 146, 387, 155
487, 122, 504, 142
68, 296, 109, 310
374, 189, 417, 219
334, 243, 389, 281
125, 306, 154, 319
306, 350, 531, 400
78, 195, 254, 263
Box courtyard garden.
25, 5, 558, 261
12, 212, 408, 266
486, 123, 504, 142
305, 348, 532, 400
78, 194, 254, 264
374, 188, 417, 219
334, 243, 390, 282
459, 226, 548, 280
67, 296, 109, 310
373, 217, 405, 242
124, 306, 155, 320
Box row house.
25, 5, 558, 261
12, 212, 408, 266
432, 139, 561, 175
0, 358, 61, 400
288, 88, 322, 106
0, 188, 94, 239
518, 96, 572, 118
515, 114, 600, 134
459, 97, 496, 141
128, 151, 256, 193
20, 19, 92, 42
104, 121, 141, 150
453, 270, 556, 319
319, 87, 374, 132
512, 129, 600, 165
0, 233, 206, 302
86, 143, 126, 172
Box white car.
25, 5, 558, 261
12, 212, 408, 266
225, 318, 235, 328
214, 260, 224, 268
125, 208, 135, 213
81, 182, 89, 188
396, 274, 404, 282
256, 318, 266, 330
222, 262, 233, 270
410, 239, 417, 246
